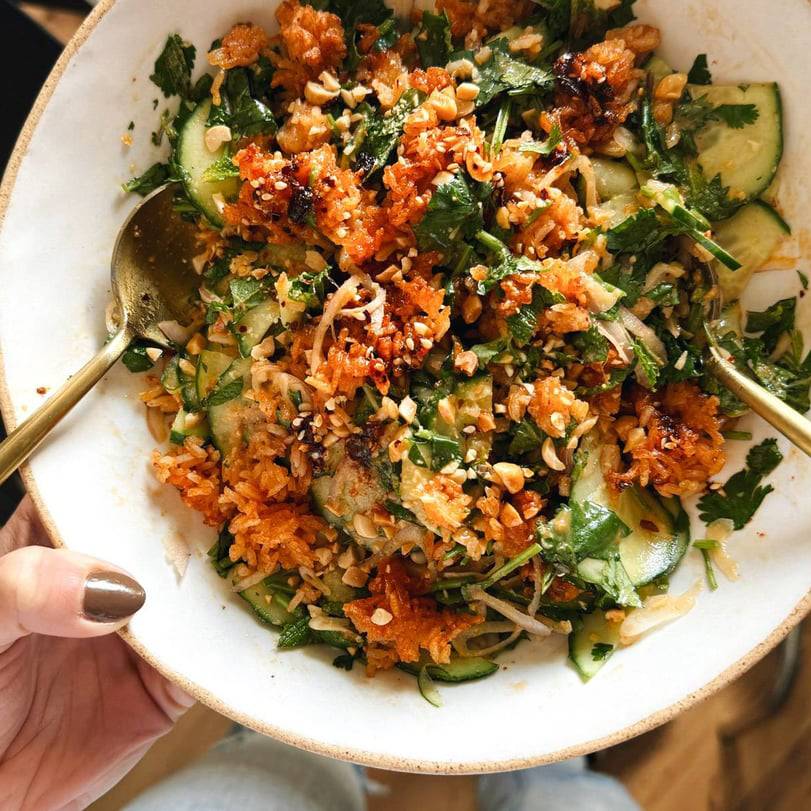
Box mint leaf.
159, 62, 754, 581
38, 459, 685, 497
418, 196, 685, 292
358, 88, 424, 175
632, 338, 661, 389
150, 34, 196, 98
122, 162, 172, 196
277, 617, 313, 649
687, 53, 712, 85
121, 344, 155, 373
475, 39, 554, 107
201, 154, 239, 183
698, 438, 782, 530
206, 377, 244, 407
207, 69, 275, 138
509, 419, 544, 455
591, 642, 614, 661
746, 297, 796, 353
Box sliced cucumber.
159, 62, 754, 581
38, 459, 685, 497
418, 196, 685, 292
571, 436, 690, 587
233, 298, 281, 357
689, 83, 783, 203
195, 349, 233, 403
398, 656, 499, 682
645, 55, 674, 86
169, 408, 209, 444
309, 441, 387, 542
161, 355, 183, 395
206, 357, 252, 458
711, 200, 791, 301
569, 610, 622, 681
591, 158, 639, 202
238, 577, 300, 627
176, 99, 240, 227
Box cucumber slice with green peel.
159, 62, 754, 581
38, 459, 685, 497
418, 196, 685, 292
233, 298, 281, 357
208, 397, 249, 458
571, 436, 690, 588
211, 357, 251, 397
169, 408, 209, 444
569, 610, 622, 681
591, 158, 639, 202
195, 350, 233, 403
161, 356, 183, 395
711, 200, 791, 301
177, 99, 240, 226
398, 656, 499, 682
238, 578, 301, 627
688, 83, 783, 204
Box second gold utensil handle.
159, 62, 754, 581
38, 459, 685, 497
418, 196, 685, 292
0, 328, 133, 486
706, 346, 811, 456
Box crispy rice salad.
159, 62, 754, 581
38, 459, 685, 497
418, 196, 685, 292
123, 0, 806, 692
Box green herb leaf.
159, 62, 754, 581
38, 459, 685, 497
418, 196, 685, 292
591, 642, 614, 661
277, 617, 313, 649
206, 377, 244, 407
475, 39, 554, 107
208, 69, 276, 138
121, 344, 155, 373
150, 34, 196, 98
358, 88, 424, 175
687, 53, 712, 85
201, 154, 239, 183
230, 278, 264, 309
517, 124, 563, 155
713, 103, 760, 129
416, 10, 453, 68
697, 438, 783, 530
384, 500, 419, 523
631, 337, 661, 389
288, 268, 332, 309
509, 419, 544, 455
572, 325, 610, 364
122, 162, 172, 196
416, 174, 483, 252
746, 297, 796, 353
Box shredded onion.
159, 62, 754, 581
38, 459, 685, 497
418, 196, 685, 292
643, 261, 686, 293
619, 580, 702, 645
310, 275, 361, 375
158, 319, 193, 345
162, 532, 191, 578
231, 570, 267, 592
582, 275, 624, 314
596, 319, 634, 365
453, 622, 522, 658
618, 307, 667, 365
271, 370, 313, 409
466, 588, 552, 638
308, 616, 358, 638
571, 155, 598, 214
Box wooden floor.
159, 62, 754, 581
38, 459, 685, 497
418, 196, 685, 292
21, 7, 811, 810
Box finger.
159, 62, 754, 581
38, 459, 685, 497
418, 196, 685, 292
0, 496, 50, 556
0, 546, 145, 650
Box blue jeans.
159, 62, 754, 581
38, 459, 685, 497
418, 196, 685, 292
123, 731, 640, 811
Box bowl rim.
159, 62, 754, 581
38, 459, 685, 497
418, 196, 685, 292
1, 0, 809, 774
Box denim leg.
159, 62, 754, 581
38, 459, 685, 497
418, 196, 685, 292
479, 757, 640, 811
122, 731, 366, 811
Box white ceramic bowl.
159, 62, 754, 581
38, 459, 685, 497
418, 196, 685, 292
1, 0, 810, 774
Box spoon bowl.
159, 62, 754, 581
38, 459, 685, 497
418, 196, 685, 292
0, 184, 201, 484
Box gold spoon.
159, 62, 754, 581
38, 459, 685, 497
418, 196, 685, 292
0, 185, 202, 485
702, 262, 811, 455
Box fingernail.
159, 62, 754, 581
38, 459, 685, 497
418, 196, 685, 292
83, 571, 146, 623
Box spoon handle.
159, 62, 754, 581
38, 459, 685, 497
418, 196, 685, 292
0, 328, 133, 486
706, 346, 811, 456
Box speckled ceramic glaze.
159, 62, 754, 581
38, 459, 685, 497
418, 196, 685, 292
1, 0, 810, 774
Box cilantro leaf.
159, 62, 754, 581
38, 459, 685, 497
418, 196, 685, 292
746, 297, 796, 353
121, 344, 155, 373
697, 438, 782, 530
122, 162, 173, 196
632, 338, 661, 388
150, 34, 196, 98
409, 428, 463, 471
207, 69, 276, 138
473, 231, 545, 294
475, 39, 555, 107
470, 338, 510, 366
591, 642, 614, 661
416, 10, 453, 68
606, 209, 663, 254
713, 103, 759, 129
507, 285, 562, 345
357, 88, 424, 175
687, 53, 712, 85
229, 278, 264, 309
416, 174, 483, 252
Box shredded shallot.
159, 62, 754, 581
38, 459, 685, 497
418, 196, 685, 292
619, 580, 702, 645
310, 275, 361, 375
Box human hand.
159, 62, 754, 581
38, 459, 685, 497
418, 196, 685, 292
0, 497, 195, 810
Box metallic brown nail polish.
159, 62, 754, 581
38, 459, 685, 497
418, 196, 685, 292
83, 571, 146, 623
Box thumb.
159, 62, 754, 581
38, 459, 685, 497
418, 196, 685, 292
0, 545, 145, 651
